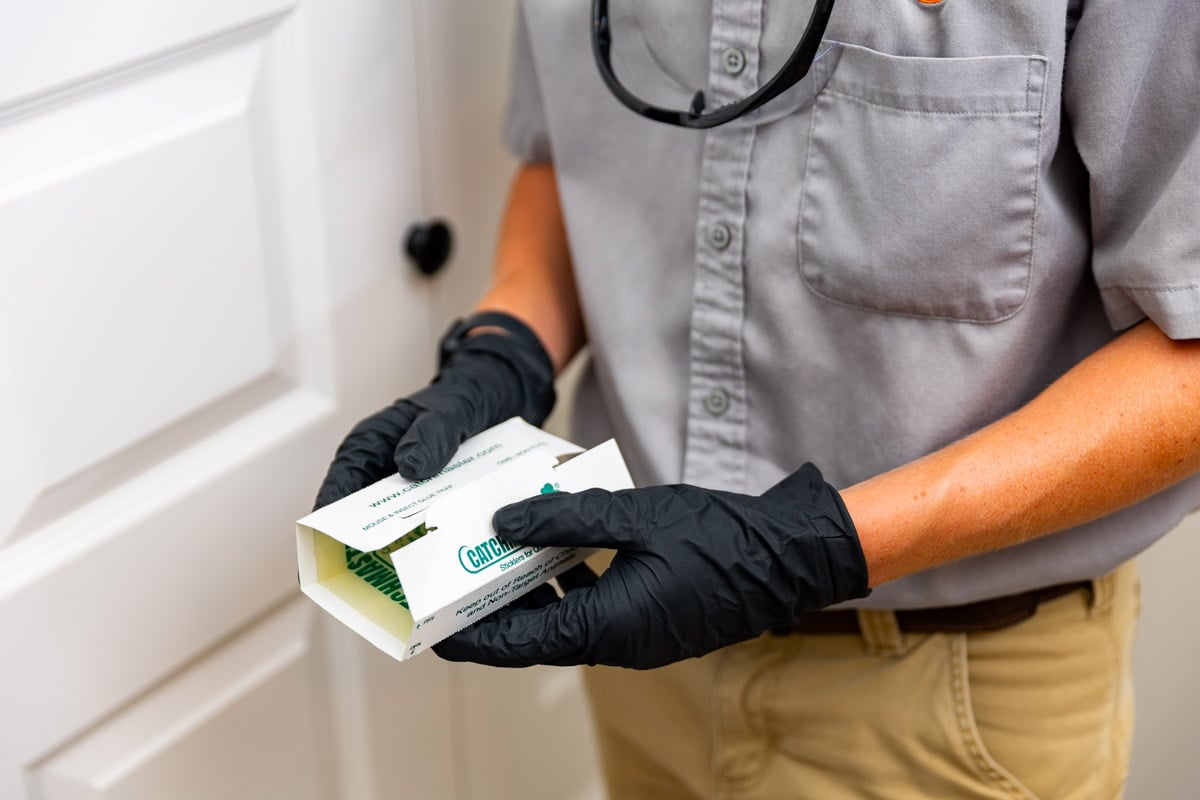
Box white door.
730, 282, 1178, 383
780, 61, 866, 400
0, 1, 449, 797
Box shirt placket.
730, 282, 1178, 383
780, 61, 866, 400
682, 0, 763, 492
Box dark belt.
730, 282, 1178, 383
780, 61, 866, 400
778, 580, 1094, 636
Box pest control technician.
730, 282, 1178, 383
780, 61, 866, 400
316, 1, 1200, 797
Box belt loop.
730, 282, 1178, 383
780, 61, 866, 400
856, 609, 905, 657
1090, 570, 1116, 618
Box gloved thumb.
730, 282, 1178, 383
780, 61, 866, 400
393, 408, 471, 480
492, 489, 650, 549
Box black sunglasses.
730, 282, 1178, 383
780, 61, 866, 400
591, 0, 838, 129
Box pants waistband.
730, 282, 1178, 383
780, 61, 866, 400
777, 580, 1094, 637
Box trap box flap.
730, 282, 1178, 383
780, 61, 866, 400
298, 417, 580, 554
295, 419, 634, 661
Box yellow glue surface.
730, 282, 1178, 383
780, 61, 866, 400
312, 528, 430, 644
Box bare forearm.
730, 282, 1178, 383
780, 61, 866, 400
476, 163, 584, 372
842, 320, 1200, 587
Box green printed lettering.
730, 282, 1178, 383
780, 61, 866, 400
356, 561, 385, 580
344, 542, 410, 610
368, 569, 396, 589
345, 545, 370, 571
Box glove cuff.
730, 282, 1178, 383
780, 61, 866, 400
820, 477, 872, 604
437, 311, 545, 363
434, 311, 557, 425
763, 463, 872, 611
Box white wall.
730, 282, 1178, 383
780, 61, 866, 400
1128, 513, 1200, 799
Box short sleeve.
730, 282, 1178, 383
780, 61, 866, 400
1064, 0, 1200, 338
503, 5, 553, 164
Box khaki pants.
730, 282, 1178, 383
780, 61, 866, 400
583, 562, 1139, 800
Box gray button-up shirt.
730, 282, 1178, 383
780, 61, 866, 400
505, 0, 1200, 607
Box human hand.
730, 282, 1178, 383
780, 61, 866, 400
313, 312, 555, 510
434, 464, 870, 669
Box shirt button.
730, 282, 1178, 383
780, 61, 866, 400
703, 388, 731, 416
721, 47, 746, 77
706, 223, 732, 251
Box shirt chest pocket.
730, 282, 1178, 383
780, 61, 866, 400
799, 44, 1048, 323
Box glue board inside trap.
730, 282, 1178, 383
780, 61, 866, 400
296, 418, 634, 660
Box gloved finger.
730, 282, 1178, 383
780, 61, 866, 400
314, 478, 360, 511
556, 562, 599, 592
434, 590, 595, 668
505, 582, 559, 611
492, 489, 652, 549
431, 583, 560, 662
313, 402, 421, 509
393, 406, 473, 481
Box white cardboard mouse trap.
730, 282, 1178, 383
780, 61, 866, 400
296, 418, 633, 660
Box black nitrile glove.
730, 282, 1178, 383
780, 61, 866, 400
434, 463, 870, 669
313, 311, 555, 510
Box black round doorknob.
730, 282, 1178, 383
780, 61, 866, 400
404, 219, 454, 276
